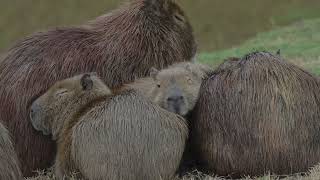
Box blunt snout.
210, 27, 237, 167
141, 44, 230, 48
166, 87, 187, 115
30, 103, 41, 121
29, 102, 48, 134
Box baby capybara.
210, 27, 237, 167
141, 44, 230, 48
192, 51, 320, 177
30, 73, 188, 180
0, 122, 22, 180
0, 0, 196, 176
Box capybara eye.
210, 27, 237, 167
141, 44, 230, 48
187, 78, 192, 84
157, 84, 161, 88
55, 90, 68, 96
174, 14, 184, 22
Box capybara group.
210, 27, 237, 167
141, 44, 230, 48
124, 62, 212, 116
0, 122, 22, 180
192, 51, 320, 177
30, 73, 188, 180
0, 0, 195, 176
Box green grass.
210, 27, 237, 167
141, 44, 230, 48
198, 18, 320, 75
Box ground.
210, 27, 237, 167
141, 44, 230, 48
26, 18, 320, 180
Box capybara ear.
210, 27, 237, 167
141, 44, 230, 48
150, 67, 159, 80
80, 74, 93, 91
185, 63, 199, 78
185, 63, 193, 73
276, 49, 281, 56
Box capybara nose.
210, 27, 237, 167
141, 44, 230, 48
167, 95, 185, 113
30, 103, 41, 120
167, 95, 184, 104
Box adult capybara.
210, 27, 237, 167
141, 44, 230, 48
30, 73, 188, 180
0, 0, 195, 176
124, 62, 212, 116
0, 122, 22, 180
192, 51, 320, 177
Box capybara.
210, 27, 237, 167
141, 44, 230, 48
192, 51, 320, 177
0, 0, 195, 176
124, 62, 212, 116
123, 62, 212, 175
30, 73, 188, 180
0, 122, 22, 180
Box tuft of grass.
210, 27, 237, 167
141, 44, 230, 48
26, 164, 320, 180
198, 18, 320, 75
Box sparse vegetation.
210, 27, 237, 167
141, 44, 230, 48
26, 164, 320, 180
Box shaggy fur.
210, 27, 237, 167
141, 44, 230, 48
30, 73, 188, 180
191, 51, 320, 177
0, 122, 23, 180
0, 0, 195, 176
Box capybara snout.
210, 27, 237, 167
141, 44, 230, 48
166, 86, 187, 115
30, 102, 49, 135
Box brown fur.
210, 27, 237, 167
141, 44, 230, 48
0, 122, 23, 180
192, 51, 320, 177
124, 62, 212, 116
30, 73, 188, 180
0, 0, 195, 176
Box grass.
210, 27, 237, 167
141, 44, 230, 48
26, 164, 320, 180
198, 18, 320, 75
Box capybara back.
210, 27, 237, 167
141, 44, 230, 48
193, 52, 320, 177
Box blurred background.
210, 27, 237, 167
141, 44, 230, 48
1, 0, 320, 72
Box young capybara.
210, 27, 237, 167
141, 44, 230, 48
192, 51, 320, 177
0, 122, 22, 180
0, 0, 196, 176
123, 62, 213, 175
29, 73, 188, 180
124, 62, 213, 116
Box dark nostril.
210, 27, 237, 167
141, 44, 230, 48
167, 96, 184, 102
30, 104, 40, 119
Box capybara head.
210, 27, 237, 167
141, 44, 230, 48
145, 62, 211, 116
30, 73, 112, 139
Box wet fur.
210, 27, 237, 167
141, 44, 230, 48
0, 0, 195, 176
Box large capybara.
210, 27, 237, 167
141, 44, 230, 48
192, 51, 320, 177
124, 62, 212, 116
0, 122, 22, 180
29, 73, 188, 180
0, 0, 195, 176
